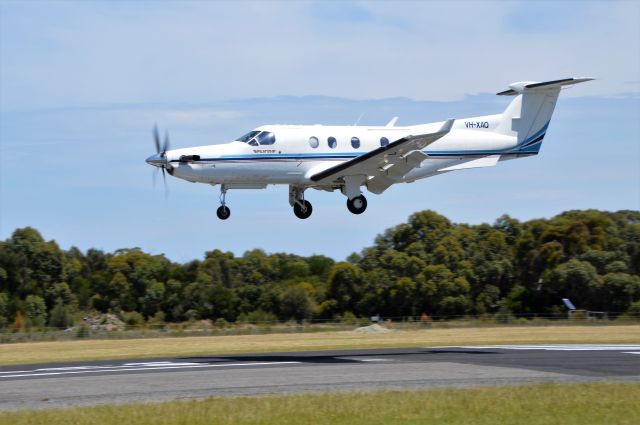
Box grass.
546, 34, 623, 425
0, 324, 638, 366
0, 382, 638, 425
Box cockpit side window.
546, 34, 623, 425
257, 131, 276, 145
236, 131, 260, 143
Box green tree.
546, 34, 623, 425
24, 295, 47, 328
0, 292, 9, 328
48, 298, 74, 329
545, 259, 601, 309
279, 284, 315, 321
600, 273, 640, 312
325, 263, 364, 317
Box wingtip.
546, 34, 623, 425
441, 118, 455, 133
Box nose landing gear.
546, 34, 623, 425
293, 200, 313, 219
216, 205, 230, 220
216, 185, 230, 220
289, 186, 312, 219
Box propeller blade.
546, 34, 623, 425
153, 125, 161, 154
163, 130, 170, 153
152, 167, 159, 188
161, 167, 168, 199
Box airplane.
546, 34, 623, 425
146, 77, 592, 220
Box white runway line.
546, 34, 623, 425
0, 361, 204, 375
0, 361, 301, 379
430, 344, 640, 352
340, 358, 390, 362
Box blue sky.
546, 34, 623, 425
1, 1, 639, 262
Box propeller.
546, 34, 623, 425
149, 124, 172, 198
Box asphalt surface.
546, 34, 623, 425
1, 344, 639, 410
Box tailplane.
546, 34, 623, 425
495, 78, 593, 153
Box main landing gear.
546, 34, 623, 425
342, 176, 368, 215
216, 185, 231, 220
347, 195, 367, 214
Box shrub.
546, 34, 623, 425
75, 323, 90, 338
147, 311, 166, 329
215, 318, 228, 328
123, 311, 145, 329
626, 300, 640, 319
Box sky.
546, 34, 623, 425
0, 1, 639, 263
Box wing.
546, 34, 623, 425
310, 119, 454, 193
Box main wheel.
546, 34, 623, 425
216, 205, 231, 220
293, 200, 313, 219
347, 195, 367, 214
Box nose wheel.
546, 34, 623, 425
216, 185, 230, 220
289, 185, 312, 219
217, 205, 230, 220
293, 200, 313, 219
347, 195, 367, 214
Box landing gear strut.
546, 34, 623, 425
216, 185, 230, 220
289, 186, 312, 219
347, 195, 367, 214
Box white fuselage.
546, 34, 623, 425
166, 113, 518, 189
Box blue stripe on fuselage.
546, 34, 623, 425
170, 123, 551, 164
171, 150, 534, 164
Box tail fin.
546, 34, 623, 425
495, 78, 593, 154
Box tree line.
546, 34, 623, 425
0, 209, 639, 330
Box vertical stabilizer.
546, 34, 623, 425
495, 78, 593, 154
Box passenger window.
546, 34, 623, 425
257, 132, 276, 145
309, 136, 319, 148
351, 137, 360, 149
380, 137, 389, 147
328, 136, 337, 149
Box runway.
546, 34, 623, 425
1, 344, 639, 410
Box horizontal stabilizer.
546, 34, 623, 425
497, 77, 594, 96
439, 155, 500, 172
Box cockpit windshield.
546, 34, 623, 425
236, 131, 260, 143
235, 131, 276, 146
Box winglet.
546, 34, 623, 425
385, 117, 399, 127
440, 118, 454, 133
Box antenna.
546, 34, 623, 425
353, 112, 365, 126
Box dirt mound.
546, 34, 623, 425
354, 323, 394, 333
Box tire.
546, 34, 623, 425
216, 205, 231, 220
347, 195, 367, 214
293, 200, 313, 219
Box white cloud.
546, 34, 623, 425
1, 1, 638, 111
